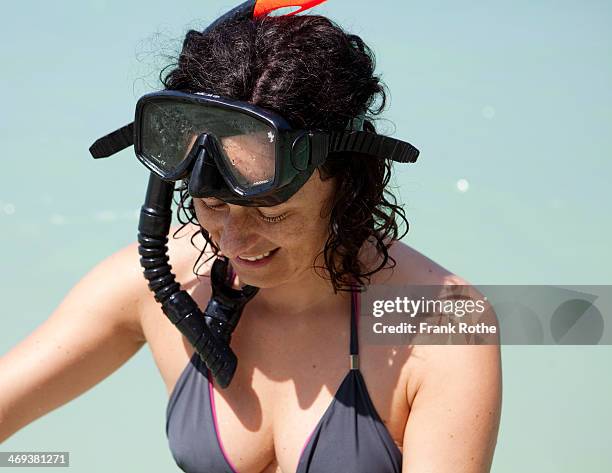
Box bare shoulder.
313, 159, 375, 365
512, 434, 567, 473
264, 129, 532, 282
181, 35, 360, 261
384, 238, 496, 329
372, 240, 500, 388
372, 239, 470, 286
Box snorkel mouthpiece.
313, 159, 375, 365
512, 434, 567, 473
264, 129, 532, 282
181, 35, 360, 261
204, 258, 259, 343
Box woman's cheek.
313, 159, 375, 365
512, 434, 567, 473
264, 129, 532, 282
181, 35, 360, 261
284, 213, 329, 251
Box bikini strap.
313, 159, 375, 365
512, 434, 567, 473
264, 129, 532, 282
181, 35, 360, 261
349, 285, 360, 370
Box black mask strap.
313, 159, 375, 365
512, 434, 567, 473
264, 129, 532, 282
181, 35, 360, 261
309, 130, 420, 165
89, 123, 134, 159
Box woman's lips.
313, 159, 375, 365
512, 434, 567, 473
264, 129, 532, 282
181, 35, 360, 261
232, 248, 280, 268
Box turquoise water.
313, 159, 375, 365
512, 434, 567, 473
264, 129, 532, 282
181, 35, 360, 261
1, 0, 610, 471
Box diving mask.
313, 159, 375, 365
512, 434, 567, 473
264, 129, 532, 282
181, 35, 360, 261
90, 90, 420, 206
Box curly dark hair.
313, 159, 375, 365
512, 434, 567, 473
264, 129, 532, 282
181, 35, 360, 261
162, 14, 409, 292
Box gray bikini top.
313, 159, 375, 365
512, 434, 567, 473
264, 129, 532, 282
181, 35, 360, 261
166, 287, 403, 473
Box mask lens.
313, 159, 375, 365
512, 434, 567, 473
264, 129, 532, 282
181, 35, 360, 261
218, 130, 276, 189
140, 100, 276, 188
140, 101, 195, 174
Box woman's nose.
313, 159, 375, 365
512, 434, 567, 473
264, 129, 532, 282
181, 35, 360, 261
215, 208, 259, 258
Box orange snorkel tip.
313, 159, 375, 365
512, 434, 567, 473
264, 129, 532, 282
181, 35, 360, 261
253, 0, 327, 18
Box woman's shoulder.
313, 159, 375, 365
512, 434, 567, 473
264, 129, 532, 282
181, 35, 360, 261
379, 241, 500, 404
372, 239, 471, 287
380, 240, 490, 327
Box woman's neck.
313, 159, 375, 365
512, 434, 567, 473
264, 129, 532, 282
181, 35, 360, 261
232, 266, 349, 321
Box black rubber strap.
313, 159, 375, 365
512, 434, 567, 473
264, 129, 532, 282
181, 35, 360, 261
89, 122, 134, 159
329, 130, 420, 163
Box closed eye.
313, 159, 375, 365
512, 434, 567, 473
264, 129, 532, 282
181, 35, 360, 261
200, 199, 227, 210
200, 199, 288, 223
257, 211, 288, 223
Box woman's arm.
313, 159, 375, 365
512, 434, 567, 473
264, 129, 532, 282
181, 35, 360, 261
401, 342, 502, 473
0, 241, 148, 442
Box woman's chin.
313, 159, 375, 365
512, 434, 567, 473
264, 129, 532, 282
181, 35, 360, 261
232, 266, 296, 290
232, 270, 283, 289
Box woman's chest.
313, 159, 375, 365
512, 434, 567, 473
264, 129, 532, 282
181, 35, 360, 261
141, 293, 415, 473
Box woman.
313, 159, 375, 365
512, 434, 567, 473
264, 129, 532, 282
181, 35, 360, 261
0, 4, 502, 472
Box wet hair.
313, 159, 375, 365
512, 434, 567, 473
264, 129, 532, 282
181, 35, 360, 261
163, 14, 409, 292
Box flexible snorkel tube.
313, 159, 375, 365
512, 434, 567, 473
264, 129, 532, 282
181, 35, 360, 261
137, 176, 259, 388
89, 0, 328, 388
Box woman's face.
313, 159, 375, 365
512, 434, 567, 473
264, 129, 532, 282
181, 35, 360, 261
193, 170, 336, 289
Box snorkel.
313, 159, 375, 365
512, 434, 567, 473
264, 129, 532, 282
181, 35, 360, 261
89, 0, 330, 389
